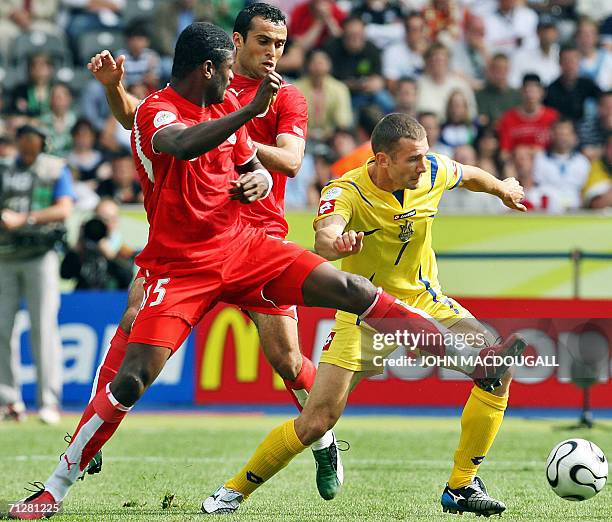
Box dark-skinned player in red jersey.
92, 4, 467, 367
80, 4, 344, 501
9, 22, 525, 521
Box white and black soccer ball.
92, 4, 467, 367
546, 438, 608, 501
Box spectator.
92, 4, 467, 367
62, 0, 125, 63
351, 0, 404, 49
583, 131, 612, 208
451, 14, 489, 91
475, 126, 503, 178
290, 0, 346, 51
0, 124, 75, 424
329, 128, 370, 178
96, 151, 143, 204
61, 198, 135, 289
416, 43, 477, 121
503, 145, 563, 212
152, 0, 211, 79
393, 77, 418, 116
382, 12, 427, 92
509, 16, 560, 89
497, 73, 559, 154
0, 135, 17, 160
9, 53, 54, 117
40, 83, 78, 157
79, 79, 112, 132
199, 0, 246, 34
575, 16, 612, 90
422, 0, 462, 46
324, 16, 394, 114
418, 111, 453, 156
116, 19, 161, 92
0, 0, 61, 60
578, 90, 612, 161
440, 90, 479, 149
484, 0, 539, 55
307, 149, 334, 206
545, 45, 601, 122
66, 118, 105, 183
533, 119, 591, 211
476, 53, 521, 126
294, 50, 353, 142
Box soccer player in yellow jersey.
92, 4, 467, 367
203, 114, 527, 517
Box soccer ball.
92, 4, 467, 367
546, 438, 608, 501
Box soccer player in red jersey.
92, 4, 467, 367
10, 22, 525, 519
83, 4, 343, 499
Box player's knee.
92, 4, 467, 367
300, 411, 338, 445
112, 365, 156, 405
336, 273, 377, 314
490, 370, 513, 398
271, 352, 302, 381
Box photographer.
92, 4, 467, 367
0, 124, 75, 425
61, 198, 135, 290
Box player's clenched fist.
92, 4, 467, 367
87, 49, 125, 87
229, 171, 271, 203
500, 177, 527, 212
249, 71, 282, 115
332, 230, 364, 258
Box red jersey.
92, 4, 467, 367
229, 74, 308, 237
289, 1, 347, 48
131, 86, 257, 275
497, 106, 559, 152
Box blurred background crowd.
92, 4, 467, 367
0, 0, 611, 218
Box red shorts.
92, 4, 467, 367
129, 231, 325, 351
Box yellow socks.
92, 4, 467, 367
448, 385, 508, 489
225, 419, 308, 497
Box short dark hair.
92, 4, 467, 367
522, 73, 542, 87
171, 22, 234, 79
125, 19, 150, 39
371, 113, 426, 155
560, 43, 579, 56
233, 3, 286, 40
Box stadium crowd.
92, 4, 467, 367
0, 0, 611, 213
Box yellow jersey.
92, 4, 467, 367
313, 153, 463, 322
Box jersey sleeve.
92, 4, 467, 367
233, 125, 257, 166
134, 96, 183, 154
437, 153, 464, 190
276, 85, 308, 141
312, 183, 354, 228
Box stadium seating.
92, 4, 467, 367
77, 30, 126, 66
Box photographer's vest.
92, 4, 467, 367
0, 154, 67, 260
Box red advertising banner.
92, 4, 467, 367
194, 299, 612, 407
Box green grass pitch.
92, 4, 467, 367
1, 414, 610, 521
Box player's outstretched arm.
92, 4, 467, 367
153, 73, 281, 161
88, 50, 139, 130
314, 215, 364, 261
460, 164, 527, 212
253, 134, 305, 178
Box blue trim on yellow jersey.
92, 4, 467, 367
394, 242, 409, 265
338, 180, 374, 207
449, 164, 463, 190
427, 154, 438, 192
418, 265, 438, 302
393, 190, 404, 206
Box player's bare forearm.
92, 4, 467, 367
461, 164, 527, 212
254, 135, 304, 177
460, 164, 504, 196
314, 215, 363, 261
154, 106, 262, 161
104, 83, 139, 130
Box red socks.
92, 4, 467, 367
283, 355, 316, 411
91, 326, 129, 399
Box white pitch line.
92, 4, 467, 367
6, 455, 541, 467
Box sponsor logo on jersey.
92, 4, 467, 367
318, 200, 336, 216
228, 88, 244, 96
398, 220, 414, 242
227, 133, 237, 145
394, 210, 416, 220
322, 187, 342, 201
293, 125, 304, 137
322, 331, 336, 351
153, 110, 177, 128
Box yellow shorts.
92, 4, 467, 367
319, 290, 472, 373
